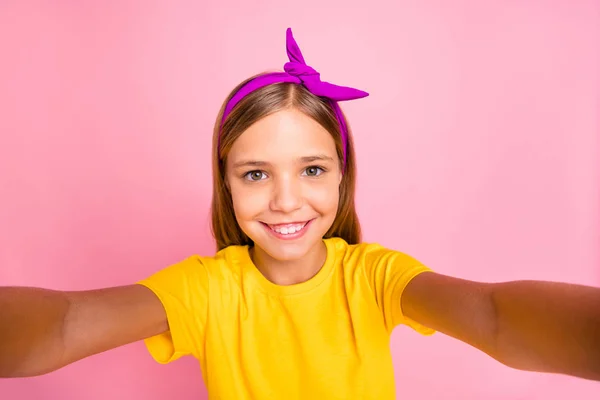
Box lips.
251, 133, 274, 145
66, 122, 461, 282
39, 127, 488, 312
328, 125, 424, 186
265, 221, 309, 235
260, 219, 314, 240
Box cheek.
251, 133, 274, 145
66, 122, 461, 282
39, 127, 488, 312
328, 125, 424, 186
306, 181, 340, 213
229, 182, 267, 218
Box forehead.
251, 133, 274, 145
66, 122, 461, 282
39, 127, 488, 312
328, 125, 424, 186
227, 109, 337, 163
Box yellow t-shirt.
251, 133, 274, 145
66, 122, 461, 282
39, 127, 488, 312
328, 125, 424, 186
138, 237, 434, 399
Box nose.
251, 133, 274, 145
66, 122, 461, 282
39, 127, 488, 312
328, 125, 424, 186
269, 176, 303, 213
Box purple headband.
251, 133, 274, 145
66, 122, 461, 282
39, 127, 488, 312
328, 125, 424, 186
219, 28, 368, 169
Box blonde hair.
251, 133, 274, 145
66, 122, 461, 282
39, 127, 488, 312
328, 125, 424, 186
210, 74, 361, 251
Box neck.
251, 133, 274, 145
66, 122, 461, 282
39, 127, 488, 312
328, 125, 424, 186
249, 241, 327, 286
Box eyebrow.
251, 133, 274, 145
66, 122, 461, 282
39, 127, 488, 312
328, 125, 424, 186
232, 154, 335, 169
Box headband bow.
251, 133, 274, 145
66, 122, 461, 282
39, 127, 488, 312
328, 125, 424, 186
220, 28, 368, 168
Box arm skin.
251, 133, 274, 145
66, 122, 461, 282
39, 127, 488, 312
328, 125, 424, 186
0, 285, 168, 378
402, 272, 600, 381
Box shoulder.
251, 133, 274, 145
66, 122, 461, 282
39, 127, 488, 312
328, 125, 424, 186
325, 237, 424, 270
180, 243, 250, 271
139, 244, 249, 289
195, 244, 252, 285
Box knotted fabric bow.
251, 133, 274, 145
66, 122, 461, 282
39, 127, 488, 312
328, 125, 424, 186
219, 28, 368, 169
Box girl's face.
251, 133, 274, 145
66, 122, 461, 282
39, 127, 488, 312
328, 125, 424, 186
225, 108, 342, 262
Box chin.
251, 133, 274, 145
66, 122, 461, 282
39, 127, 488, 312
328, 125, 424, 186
257, 235, 317, 262
263, 245, 309, 262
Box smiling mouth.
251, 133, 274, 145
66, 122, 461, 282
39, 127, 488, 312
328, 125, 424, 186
261, 220, 313, 236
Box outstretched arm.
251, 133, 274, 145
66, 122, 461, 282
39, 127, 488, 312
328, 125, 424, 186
0, 285, 168, 377
401, 272, 600, 381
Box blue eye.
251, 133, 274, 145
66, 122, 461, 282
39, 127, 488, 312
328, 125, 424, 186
244, 170, 267, 181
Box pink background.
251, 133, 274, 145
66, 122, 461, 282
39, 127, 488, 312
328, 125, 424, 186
1, 1, 599, 399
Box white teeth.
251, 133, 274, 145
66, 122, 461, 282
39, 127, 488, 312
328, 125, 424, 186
270, 222, 307, 235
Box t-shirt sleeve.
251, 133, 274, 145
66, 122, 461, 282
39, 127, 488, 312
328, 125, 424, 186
136, 255, 209, 364
363, 244, 435, 336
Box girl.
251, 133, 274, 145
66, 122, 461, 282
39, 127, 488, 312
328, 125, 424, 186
1, 28, 599, 399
